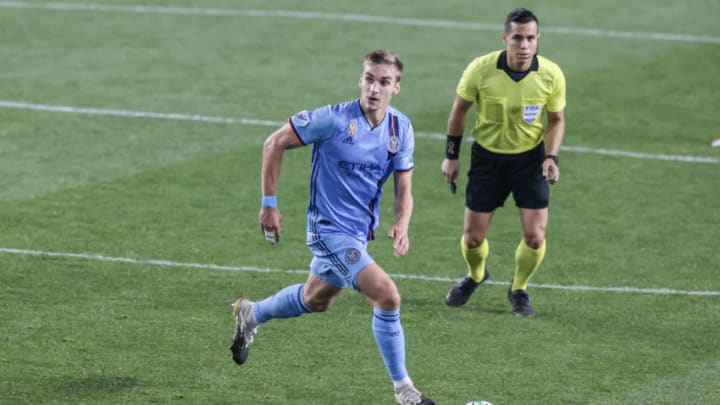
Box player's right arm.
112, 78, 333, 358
259, 123, 304, 243
441, 95, 473, 187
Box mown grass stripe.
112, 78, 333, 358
1, 100, 717, 164
2, 247, 718, 296
0, 1, 718, 44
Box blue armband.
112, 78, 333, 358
261, 196, 277, 208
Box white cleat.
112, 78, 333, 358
394, 384, 436, 405
229, 299, 257, 365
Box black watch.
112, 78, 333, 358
545, 154, 559, 165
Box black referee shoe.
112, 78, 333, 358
508, 289, 536, 317
444, 268, 490, 307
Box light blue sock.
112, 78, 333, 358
254, 283, 312, 324
372, 308, 408, 382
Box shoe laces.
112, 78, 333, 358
395, 384, 423, 405
510, 290, 530, 306
236, 303, 258, 349
458, 277, 478, 292
515, 291, 530, 305
241, 325, 258, 349
241, 325, 257, 347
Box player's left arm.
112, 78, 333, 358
388, 170, 414, 257
543, 109, 565, 184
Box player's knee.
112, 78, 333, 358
304, 296, 334, 312
463, 233, 485, 248
303, 294, 335, 312
524, 235, 545, 249
375, 288, 401, 310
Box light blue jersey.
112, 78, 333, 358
289, 99, 414, 242
253, 99, 415, 387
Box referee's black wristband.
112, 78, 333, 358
446, 135, 462, 160
545, 154, 559, 165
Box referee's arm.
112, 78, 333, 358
441, 96, 473, 189
544, 109, 565, 157
543, 109, 565, 184
447, 95, 473, 139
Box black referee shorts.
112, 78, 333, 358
465, 142, 549, 212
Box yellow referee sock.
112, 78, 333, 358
461, 236, 489, 282
511, 239, 546, 291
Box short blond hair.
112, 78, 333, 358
363, 49, 403, 81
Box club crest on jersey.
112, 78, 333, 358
387, 135, 400, 154
294, 111, 310, 127
523, 104, 542, 123
344, 248, 361, 264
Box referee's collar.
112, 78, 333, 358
497, 50, 538, 82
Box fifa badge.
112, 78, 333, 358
523, 104, 542, 123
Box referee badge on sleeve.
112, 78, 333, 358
523, 104, 542, 123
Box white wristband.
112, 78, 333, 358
264, 229, 277, 244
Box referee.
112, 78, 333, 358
441, 8, 566, 317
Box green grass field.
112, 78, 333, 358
1, 1, 719, 404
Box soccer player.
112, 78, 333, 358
230, 49, 435, 405
441, 8, 566, 317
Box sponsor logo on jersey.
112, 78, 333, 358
338, 161, 383, 176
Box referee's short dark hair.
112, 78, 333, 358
504, 8, 539, 33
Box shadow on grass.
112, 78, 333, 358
45, 375, 140, 400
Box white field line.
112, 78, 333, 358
1, 247, 718, 297
0, 1, 719, 44
1, 100, 718, 164
0, 100, 281, 127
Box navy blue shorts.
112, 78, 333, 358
465, 142, 549, 212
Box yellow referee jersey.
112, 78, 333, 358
457, 50, 566, 154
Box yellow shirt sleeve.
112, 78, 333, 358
456, 57, 483, 102
546, 64, 566, 112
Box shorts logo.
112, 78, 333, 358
523, 104, 542, 123
344, 248, 361, 264
294, 111, 310, 127
387, 135, 400, 154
